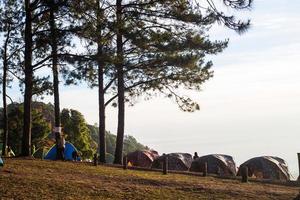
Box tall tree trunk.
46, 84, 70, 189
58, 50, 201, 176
114, 0, 125, 165
1, 33, 9, 156
98, 51, 106, 163
96, 1, 106, 163
21, 0, 33, 156
49, 1, 63, 160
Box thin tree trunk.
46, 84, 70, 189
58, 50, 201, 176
21, 0, 33, 156
114, 0, 125, 165
96, 1, 106, 163
1, 32, 9, 156
49, 1, 63, 160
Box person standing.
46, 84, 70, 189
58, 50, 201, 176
193, 152, 199, 160
57, 136, 65, 160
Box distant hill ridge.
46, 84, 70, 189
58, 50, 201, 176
0, 101, 149, 161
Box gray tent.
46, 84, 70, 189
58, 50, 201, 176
237, 156, 291, 181
151, 153, 193, 171
190, 154, 237, 176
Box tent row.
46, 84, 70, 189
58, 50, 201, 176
125, 151, 291, 181
1, 144, 292, 181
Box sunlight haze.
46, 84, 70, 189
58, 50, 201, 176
5, 0, 300, 177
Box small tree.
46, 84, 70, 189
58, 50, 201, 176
61, 109, 95, 159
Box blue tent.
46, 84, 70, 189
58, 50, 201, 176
0, 156, 3, 167
44, 142, 79, 161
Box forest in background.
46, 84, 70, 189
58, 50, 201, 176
0, 101, 148, 161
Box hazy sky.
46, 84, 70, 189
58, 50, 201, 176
3, 0, 300, 177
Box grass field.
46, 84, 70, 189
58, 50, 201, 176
0, 158, 299, 200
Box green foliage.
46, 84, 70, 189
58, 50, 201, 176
0, 0, 252, 160
0, 100, 148, 160
87, 124, 148, 163
62, 110, 148, 161
0, 103, 51, 155
64, 0, 252, 112
61, 109, 96, 159
106, 132, 116, 156
105, 153, 114, 164
123, 135, 148, 154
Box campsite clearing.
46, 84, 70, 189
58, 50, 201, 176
0, 158, 298, 199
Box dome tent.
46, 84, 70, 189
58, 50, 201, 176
126, 150, 159, 168
190, 154, 237, 176
237, 156, 291, 181
44, 142, 79, 161
152, 153, 193, 171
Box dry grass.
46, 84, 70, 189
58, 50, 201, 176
0, 158, 299, 200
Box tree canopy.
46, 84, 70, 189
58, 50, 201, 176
0, 0, 252, 162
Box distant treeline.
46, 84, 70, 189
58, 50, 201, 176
0, 101, 148, 161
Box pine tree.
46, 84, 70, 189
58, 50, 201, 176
0, 0, 23, 155
22, 0, 56, 156
111, 0, 252, 164
114, 0, 125, 164
59, 0, 252, 164
41, 0, 71, 160
63, 0, 115, 163
48, 0, 63, 159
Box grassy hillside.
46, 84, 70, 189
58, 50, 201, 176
0, 158, 298, 200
